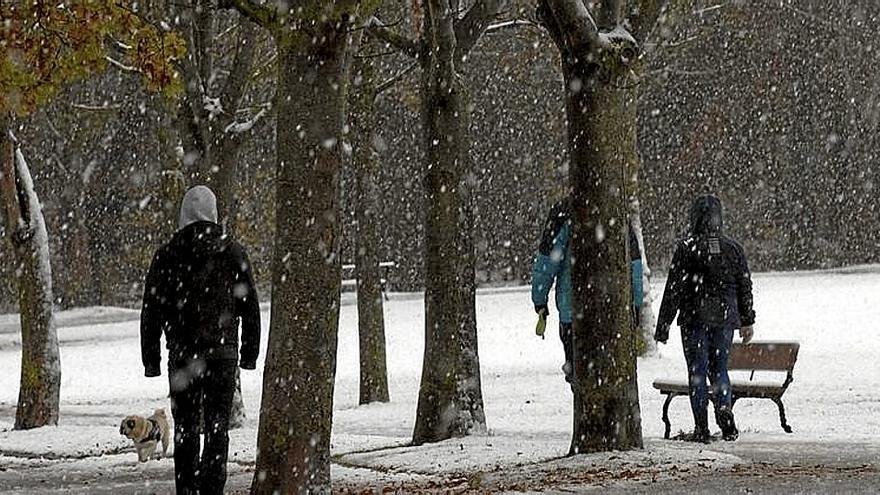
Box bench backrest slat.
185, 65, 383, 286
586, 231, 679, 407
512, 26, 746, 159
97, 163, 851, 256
728, 342, 799, 371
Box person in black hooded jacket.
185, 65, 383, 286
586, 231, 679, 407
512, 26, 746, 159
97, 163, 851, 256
655, 195, 755, 443
140, 185, 260, 495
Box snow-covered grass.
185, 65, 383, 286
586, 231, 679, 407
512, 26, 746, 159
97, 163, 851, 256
1, 268, 879, 486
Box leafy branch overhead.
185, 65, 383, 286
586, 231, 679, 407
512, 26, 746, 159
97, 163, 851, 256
0, 1, 186, 116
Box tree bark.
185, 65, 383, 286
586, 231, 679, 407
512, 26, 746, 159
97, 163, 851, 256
1, 117, 62, 430
412, 0, 486, 445
538, 0, 646, 454
564, 55, 644, 455
250, 30, 350, 494
350, 48, 390, 405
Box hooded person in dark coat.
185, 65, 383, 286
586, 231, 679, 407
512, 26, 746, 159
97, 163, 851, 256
140, 185, 260, 494
655, 194, 755, 443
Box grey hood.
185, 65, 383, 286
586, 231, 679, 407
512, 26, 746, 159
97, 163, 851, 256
178, 185, 218, 230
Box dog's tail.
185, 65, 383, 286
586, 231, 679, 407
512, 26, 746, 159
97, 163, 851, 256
154, 408, 166, 417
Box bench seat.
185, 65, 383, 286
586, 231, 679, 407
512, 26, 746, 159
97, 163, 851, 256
653, 341, 799, 438
653, 379, 788, 399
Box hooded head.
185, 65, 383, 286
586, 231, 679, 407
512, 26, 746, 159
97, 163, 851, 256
178, 185, 218, 230
689, 194, 723, 236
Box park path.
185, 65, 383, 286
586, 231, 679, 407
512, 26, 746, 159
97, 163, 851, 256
3, 439, 876, 494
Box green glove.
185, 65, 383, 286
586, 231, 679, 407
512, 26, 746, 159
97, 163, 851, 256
535, 308, 547, 339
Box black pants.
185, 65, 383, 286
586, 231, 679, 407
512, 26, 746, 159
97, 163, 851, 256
169, 358, 236, 495
560, 322, 573, 365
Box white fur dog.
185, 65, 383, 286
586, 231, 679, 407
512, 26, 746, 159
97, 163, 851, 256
119, 408, 170, 462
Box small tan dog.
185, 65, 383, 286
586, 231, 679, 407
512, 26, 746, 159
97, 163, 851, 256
119, 408, 171, 462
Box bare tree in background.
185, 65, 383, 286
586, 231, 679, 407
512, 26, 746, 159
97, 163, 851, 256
369, 0, 507, 445
349, 39, 390, 405
220, 1, 370, 492
1, 121, 61, 430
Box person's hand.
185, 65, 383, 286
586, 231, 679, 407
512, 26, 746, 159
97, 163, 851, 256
144, 366, 161, 378
740, 325, 754, 344
654, 323, 670, 345
535, 306, 548, 339
534, 304, 548, 316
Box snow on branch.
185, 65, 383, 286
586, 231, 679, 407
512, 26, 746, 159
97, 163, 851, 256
70, 102, 123, 111
12, 138, 55, 300
224, 107, 269, 134
485, 19, 540, 33
204, 96, 224, 120
597, 25, 637, 52
105, 56, 140, 74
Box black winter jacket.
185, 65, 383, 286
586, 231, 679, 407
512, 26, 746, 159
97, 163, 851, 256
140, 221, 261, 376
655, 196, 755, 341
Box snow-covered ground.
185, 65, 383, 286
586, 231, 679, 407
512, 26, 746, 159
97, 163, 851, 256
1, 268, 879, 491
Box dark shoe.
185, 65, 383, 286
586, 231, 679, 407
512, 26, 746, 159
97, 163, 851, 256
717, 407, 739, 441
686, 427, 711, 444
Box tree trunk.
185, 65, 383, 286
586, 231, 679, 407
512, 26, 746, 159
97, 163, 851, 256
250, 32, 349, 494
351, 50, 390, 405
210, 134, 248, 430
1, 118, 62, 430
412, 1, 486, 445
564, 56, 643, 454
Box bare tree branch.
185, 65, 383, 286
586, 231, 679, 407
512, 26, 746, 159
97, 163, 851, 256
597, 0, 626, 28
217, 0, 276, 28
376, 61, 418, 95
193, 0, 215, 85
629, 0, 694, 45
219, 18, 259, 116
366, 16, 421, 58
540, 0, 600, 54
453, 0, 507, 61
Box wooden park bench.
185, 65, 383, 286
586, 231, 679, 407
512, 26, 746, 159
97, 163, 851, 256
653, 341, 800, 439
341, 261, 396, 300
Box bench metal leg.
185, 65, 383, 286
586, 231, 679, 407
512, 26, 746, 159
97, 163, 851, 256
772, 397, 793, 433
662, 394, 675, 439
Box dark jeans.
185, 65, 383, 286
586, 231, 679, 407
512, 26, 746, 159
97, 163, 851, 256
681, 322, 734, 432
169, 358, 237, 495
560, 321, 573, 365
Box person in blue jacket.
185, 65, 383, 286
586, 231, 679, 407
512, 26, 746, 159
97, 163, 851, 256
531, 198, 644, 384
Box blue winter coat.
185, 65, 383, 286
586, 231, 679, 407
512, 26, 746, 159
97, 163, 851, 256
531, 201, 643, 324
531, 220, 573, 323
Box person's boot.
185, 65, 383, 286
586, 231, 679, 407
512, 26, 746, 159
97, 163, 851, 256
690, 426, 711, 444
561, 361, 573, 384
717, 407, 739, 441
